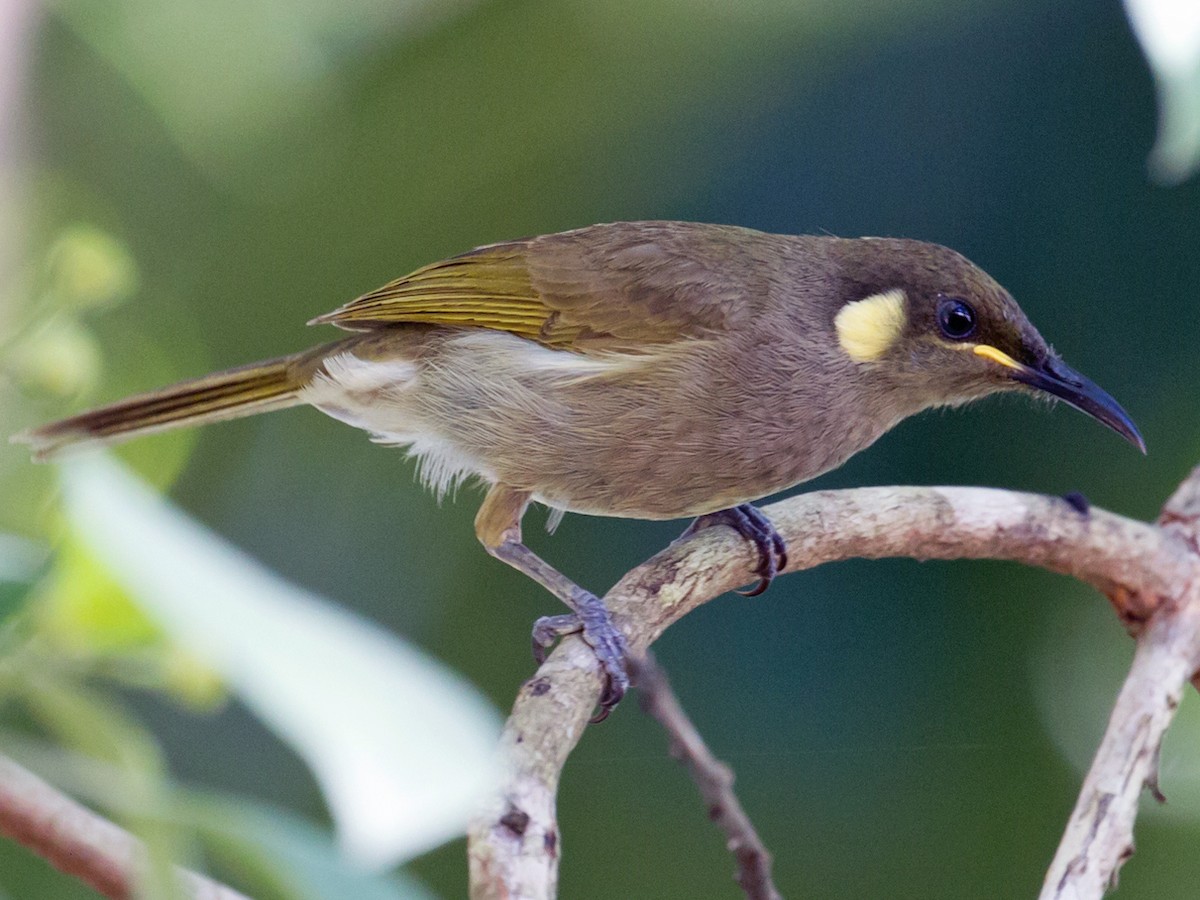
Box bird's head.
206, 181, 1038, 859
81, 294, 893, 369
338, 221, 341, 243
830, 238, 1144, 451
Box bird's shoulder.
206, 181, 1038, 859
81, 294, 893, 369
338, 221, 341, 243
311, 221, 802, 351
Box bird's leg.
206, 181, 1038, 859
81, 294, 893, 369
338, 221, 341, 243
475, 484, 631, 717
681, 503, 788, 597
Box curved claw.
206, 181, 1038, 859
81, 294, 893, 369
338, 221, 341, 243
591, 674, 624, 723
686, 503, 788, 597
528, 608, 630, 721
739, 577, 772, 598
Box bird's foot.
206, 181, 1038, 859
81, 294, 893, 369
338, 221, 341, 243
532, 596, 631, 722
683, 503, 788, 596
1062, 491, 1091, 515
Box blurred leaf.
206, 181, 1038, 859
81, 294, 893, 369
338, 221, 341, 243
0, 533, 45, 582
8, 316, 102, 397
35, 533, 163, 652
1152, 683, 1200, 824
1032, 594, 1200, 825
182, 792, 438, 900
1124, 0, 1200, 183
1031, 594, 1128, 776
0, 533, 47, 625
21, 527, 226, 709
60, 455, 503, 868
0, 582, 29, 629
44, 223, 139, 311
21, 676, 165, 793
155, 647, 228, 710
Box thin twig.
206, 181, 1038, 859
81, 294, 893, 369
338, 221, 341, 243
632, 653, 781, 900
0, 753, 249, 900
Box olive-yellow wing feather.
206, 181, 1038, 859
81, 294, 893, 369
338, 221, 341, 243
311, 221, 764, 350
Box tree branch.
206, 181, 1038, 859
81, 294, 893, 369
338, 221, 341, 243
1041, 466, 1200, 897
0, 753, 249, 900
1038, 594, 1200, 898
467, 482, 1200, 899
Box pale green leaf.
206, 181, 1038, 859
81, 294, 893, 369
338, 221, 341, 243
1125, 0, 1200, 183
1032, 594, 1200, 824
61, 455, 503, 868
181, 792, 439, 900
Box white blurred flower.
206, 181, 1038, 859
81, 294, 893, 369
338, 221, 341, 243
1125, 0, 1200, 183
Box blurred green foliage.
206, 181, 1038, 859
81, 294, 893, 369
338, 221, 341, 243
4, 0, 1200, 896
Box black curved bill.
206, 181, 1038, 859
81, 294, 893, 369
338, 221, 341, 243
974, 346, 1146, 453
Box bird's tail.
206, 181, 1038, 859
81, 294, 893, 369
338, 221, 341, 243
12, 345, 337, 461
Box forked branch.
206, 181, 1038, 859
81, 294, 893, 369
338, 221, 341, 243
4, 478, 1198, 899
468, 477, 1200, 900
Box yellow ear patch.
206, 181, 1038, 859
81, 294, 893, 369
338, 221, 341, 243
834, 289, 907, 362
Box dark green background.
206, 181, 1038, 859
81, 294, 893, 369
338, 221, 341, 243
8, 0, 1200, 896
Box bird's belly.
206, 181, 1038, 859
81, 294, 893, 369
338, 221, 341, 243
301, 329, 880, 520
526, 419, 872, 520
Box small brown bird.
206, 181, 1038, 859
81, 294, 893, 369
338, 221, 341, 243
14, 221, 1144, 714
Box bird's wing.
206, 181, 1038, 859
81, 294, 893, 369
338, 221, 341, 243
310, 222, 759, 350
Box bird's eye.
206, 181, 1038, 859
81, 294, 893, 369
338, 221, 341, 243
937, 298, 977, 340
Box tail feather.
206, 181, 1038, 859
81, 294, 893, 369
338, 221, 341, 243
13, 349, 325, 461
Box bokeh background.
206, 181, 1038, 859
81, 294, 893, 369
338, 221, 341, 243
3, 0, 1200, 897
